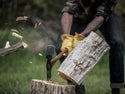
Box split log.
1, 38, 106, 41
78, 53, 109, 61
31, 79, 75, 94
0, 42, 28, 56
58, 32, 110, 85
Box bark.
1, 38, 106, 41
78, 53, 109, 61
31, 79, 75, 94
0, 42, 27, 56
58, 32, 110, 85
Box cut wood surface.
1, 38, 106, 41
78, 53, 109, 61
31, 79, 75, 94
0, 42, 28, 56
58, 32, 110, 85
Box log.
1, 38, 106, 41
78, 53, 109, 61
58, 32, 110, 85
0, 42, 28, 56
31, 79, 75, 94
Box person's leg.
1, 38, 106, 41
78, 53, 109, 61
100, 11, 124, 94
56, 18, 87, 94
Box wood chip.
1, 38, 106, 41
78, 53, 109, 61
5, 41, 11, 48
12, 32, 23, 39
22, 42, 28, 48
34, 23, 37, 29
29, 61, 32, 64
38, 53, 42, 56
11, 29, 19, 32
16, 16, 28, 21
38, 22, 42, 26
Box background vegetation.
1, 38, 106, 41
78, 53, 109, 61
0, 0, 125, 94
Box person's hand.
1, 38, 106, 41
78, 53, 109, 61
61, 34, 73, 56
73, 32, 85, 48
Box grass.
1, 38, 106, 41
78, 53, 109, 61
0, 49, 66, 94
0, 28, 125, 94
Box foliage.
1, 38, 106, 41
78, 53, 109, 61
116, 0, 125, 21
0, 0, 63, 26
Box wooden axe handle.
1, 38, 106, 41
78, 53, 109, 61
51, 48, 68, 64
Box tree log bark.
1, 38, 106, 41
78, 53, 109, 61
0, 42, 28, 56
31, 79, 75, 94
58, 32, 110, 85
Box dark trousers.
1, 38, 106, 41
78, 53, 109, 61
56, 11, 124, 85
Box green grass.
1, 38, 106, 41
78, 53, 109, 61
0, 50, 125, 94
0, 29, 125, 94
0, 49, 66, 94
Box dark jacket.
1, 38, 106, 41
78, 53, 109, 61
62, 0, 117, 23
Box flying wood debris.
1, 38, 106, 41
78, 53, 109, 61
5, 41, 11, 48
29, 61, 32, 64
0, 42, 28, 56
12, 32, 23, 39
38, 22, 42, 26
11, 29, 19, 32
34, 22, 42, 29
38, 53, 43, 56
34, 23, 37, 29
22, 42, 28, 48
16, 16, 28, 21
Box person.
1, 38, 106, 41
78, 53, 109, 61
56, 0, 124, 94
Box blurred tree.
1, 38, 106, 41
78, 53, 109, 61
0, 0, 124, 45
0, 0, 63, 27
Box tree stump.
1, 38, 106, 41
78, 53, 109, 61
58, 32, 110, 85
31, 79, 75, 94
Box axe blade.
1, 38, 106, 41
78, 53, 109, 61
46, 45, 55, 80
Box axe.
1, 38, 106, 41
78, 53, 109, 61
46, 45, 68, 80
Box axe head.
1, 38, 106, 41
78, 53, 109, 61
46, 45, 55, 80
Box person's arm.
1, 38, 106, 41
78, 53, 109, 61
81, 0, 117, 36
60, 0, 79, 55
61, 12, 73, 34
81, 16, 104, 36
61, 0, 78, 34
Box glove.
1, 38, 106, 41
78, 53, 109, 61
61, 34, 73, 56
73, 32, 85, 48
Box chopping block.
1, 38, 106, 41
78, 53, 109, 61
58, 32, 110, 85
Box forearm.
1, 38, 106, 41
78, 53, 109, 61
81, 16, 104, 36
61, 12, 73, 34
